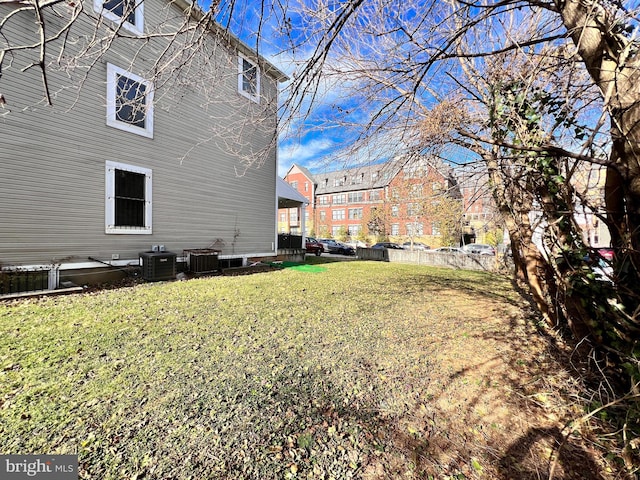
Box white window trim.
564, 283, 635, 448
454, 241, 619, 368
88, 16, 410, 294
106, 63, 154, 138
238, 54, 261, 103
105, 160, 152, 234
94, 0, 144, 35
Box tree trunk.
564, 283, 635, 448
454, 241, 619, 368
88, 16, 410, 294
560, 0, 640, 255
483, 152, 560, 327
559, 0, 640, 351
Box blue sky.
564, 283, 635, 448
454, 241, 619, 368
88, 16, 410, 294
204, 0, 628, 177
207, 0, 424, 177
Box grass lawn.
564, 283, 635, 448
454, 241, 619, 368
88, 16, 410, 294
0, 260, 613, 479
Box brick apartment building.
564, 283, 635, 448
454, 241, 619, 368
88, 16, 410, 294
279, 157, 463, 246
454, 166, 501, 245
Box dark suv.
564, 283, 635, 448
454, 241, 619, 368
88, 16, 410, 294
371, 242, 404, 250
305, 237, 324, 256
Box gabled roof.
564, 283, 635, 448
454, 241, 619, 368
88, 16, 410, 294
311, 155, 454, 195
277, 176, 308, 209
286, 164, 315, 183
314, 163, 397, 194
173, 0, 288, 83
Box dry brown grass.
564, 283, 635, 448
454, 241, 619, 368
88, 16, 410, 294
0, 260, 633, 479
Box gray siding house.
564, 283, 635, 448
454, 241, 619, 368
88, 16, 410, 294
0, 0, 287, 291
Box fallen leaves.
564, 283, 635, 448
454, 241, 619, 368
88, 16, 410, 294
0, 262, 616, 478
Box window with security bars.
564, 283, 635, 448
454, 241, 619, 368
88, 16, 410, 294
105, 160, 152, 234
115, 169, 145, 227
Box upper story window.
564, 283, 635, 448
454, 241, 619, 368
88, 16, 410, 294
238, 55, 260, 103
348, 192, 364, 203
348, 208, 363, 220
407, 223, 423, 236
332, 194, 346, 205
290, 181, 298, 189
332, 209, 345, 220
410, 184, 423, 198
106, 63, 154, 138
95, 0, 144, 35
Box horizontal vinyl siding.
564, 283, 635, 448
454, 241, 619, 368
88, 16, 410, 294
0, 1, 278, 266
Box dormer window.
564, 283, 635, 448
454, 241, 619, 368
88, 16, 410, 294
95, 0, 144, 35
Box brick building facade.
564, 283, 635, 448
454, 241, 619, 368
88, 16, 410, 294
279, 157, 463, 246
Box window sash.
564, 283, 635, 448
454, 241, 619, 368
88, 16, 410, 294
238, 55, 260, 103
106, 161, 152, 234
114, 169, 145, 227
106, 64, 154, 138
103, 0, 136, 24
115, 74, 147, 128
95, 0, 143, 35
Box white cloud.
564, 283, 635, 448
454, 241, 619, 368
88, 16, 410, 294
278, 137, 336, 175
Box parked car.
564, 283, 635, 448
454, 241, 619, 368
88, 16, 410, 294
317, 238, 339, 252
462, 243, 496, 255
402, 241, 430, 251
305, 237, 324, 256
596, 247, 615, 261
434, 247, 462, 253
328, 241, 355, 256
371, 242, 404, 250
592, 258, 614, 283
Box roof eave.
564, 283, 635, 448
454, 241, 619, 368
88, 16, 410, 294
171, 0, 289, 83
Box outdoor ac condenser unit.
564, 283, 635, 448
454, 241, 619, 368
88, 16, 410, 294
184, 249, 220, 274
139, 251, 176, 281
